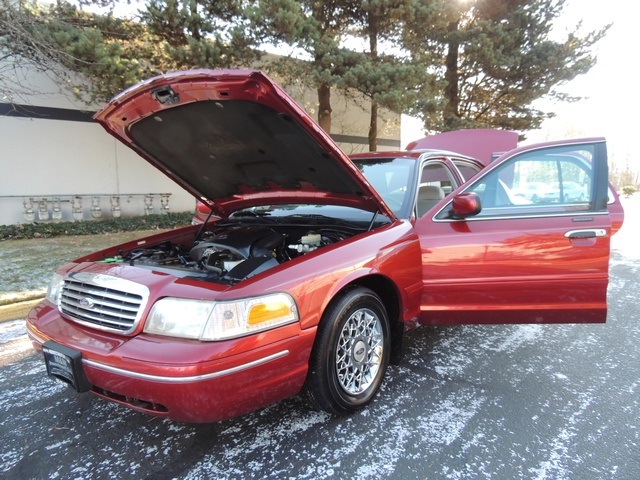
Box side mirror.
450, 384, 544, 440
450, 193, 482, 219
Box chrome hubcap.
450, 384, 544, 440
335, 308, 383, 395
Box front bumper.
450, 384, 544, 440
26, 302, 315, 423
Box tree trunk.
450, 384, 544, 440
368, 101, 378, 151
317, 81, 332, 133
368, 10, 379, 151
443, 20, 460, 131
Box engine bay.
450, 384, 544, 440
114, 224, 355, 284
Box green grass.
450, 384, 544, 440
0, 212, 193, 304
0, 229, 178, 305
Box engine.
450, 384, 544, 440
119, 225, 349, 284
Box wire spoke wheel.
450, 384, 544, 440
305, 287, 390, 414
335, 308, 383, 395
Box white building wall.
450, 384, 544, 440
1, 58, 401, 226
0, 60, 196, 225
0, 113, 196, 225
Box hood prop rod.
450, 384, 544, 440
367, 210, 380, 231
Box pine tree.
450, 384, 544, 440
403, 0, 609, 132
2, 0, 609, 142
250, 0, 361, 133
342, 0, 437, 150
0, 0, 259, 103
1, 0, 176, 103
141, 0, 260, 68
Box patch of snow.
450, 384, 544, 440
0, 336, 33, 367
0, 448, 22, 474
0, 320, 27, 343
417, 392, 487, 446
528, 391, 595, 480
485, 324, 543, 353
45, 439, 73, 451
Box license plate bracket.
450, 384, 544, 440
43, 341, 91, 393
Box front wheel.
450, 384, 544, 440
305, 287, 390, 414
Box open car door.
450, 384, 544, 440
415, 138, 619, 325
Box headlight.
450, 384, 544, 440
45, 273, 64, 305
144, 293, 298, 341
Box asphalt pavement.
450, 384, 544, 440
1, 197, 638, 479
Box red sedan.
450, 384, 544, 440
27, 70, 624, 423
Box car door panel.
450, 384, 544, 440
416, 139, 613, 325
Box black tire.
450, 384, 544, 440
305, 287, 390, 414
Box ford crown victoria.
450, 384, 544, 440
27, 70, 624, 423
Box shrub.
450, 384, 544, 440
0, 212, 193, 240
622, 186, 637, 198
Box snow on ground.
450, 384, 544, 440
0, 198, 637, 478
1, 258, 638, 479
0, 320, 31, 367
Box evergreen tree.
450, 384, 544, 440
2, 0, 608, 143
140, 0, 260, 68
250, 0, 360, 133
343, 0, 437, 150
403, 0, 608, 132
1, 0, 176, 103
0, 0, 259, 103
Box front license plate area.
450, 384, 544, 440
43, 341, 91, 393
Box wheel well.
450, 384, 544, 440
342, 275, 404, 364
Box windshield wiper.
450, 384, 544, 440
220, 210, 275, 225
231, 210, 272, 218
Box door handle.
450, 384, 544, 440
564, 229, 607, 239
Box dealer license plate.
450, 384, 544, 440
42, 341, 91, 392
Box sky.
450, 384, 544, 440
528, 0, 636, 169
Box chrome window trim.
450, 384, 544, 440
83, 350, 289, 383
432, 207, 609, 223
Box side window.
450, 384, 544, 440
453, 160, 482, 182
417, 161, 456, 217
465, 145, 594, 217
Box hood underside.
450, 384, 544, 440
94, 70, 392, 218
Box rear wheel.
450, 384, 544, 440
306, 287, 390, 414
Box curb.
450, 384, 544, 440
0, 299, 43, 323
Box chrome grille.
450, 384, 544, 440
59, 272, 149, 334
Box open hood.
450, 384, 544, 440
94, 69, 394, 218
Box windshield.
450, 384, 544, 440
351, 157, 417, 218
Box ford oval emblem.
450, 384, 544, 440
79, 297, 95, 309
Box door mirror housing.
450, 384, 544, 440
450, 193, 482, 219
